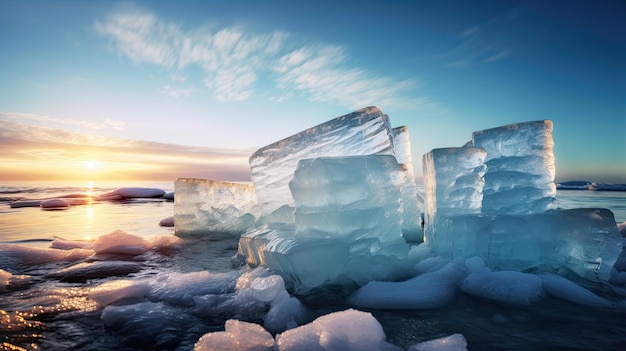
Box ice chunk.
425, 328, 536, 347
461, 270, 544, 306
392, 126, 424, 242
250, 275, 286, 303
159, 216, 174, 227
93, 230, 149, 256
540, 273, 615, 308
10, 199, 42, 208
150, 270, 238, 305
0, 244, 89, 270
242, 226, 414, 293
99, 187, 165, 199
350, 258, 467, 310
263, 290, 306, 333
100, 301, 190, 348
47, 261, 142, 282
89, 279, 151, 307
289, 155, 404, 244
407, 334, 467, 351
249, 106, 394, 216
174, 178, 257, 237
422, 147, 487, 249
194, 319, 275, 351
239, 155, 416, 292
429, 208, 622, 282
470, 120, 556, 214
50, 237, 93, 250
262, 235, 353, 292
275, 309, 394, 351
0, 269, 30, 293
40, 198, 70, 209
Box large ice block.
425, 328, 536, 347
470, 120, 556, 215
174, 178, 257, 237
249, 106, 395, 216
436, 208, 622, 282
289, 155, 404, 244
422, 147, 487, 250
238, 155, 415, 292
392, 126, 424, 242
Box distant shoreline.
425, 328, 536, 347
557, 181, 626, 192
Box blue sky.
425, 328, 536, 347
0, 0, 624, 182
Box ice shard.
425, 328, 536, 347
470, 120, 556, 215
422, 147, 487, 253
249, 106, 395, 216
392, 126, 424, 242
174, 178, 257, 237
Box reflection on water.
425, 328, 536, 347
0, 200, 174, 245
1, 182, 626, 351
0, 181, 174, 245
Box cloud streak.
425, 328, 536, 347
0, 119, 253, 181
2, 112, 126, 131
95, 6, 418, 108
445, 7, 524, 67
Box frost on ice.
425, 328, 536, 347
175, 107, 622, 293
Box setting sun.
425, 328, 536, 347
85, 160, 99, 170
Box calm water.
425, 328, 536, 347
1, 181, 626, 350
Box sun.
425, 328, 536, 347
85, 160, 99, 170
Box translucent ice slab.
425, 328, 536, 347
174, 178, 257, 237
249, 106, 394, 216
470, 120, 556, 215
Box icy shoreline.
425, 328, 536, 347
2, 184, 626, 350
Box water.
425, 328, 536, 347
1, 181, 625, 350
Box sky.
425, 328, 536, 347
0, 0, 624, 183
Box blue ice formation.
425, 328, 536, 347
174, 107, 622, 293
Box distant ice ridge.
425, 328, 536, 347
177, 107, 622, 293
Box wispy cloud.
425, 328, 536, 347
1, 112, 126, 131
445, 7, 524, 67
95, 6, 418, 109
274, 45, 418, 109
161, 85, 193, 100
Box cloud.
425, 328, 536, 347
161, 85, 193, 99
0, 119, 253, 181
1, 112, 126, 131
484, 50, 510, 62
95, 6, 418, 109
445, 7, 524, 66
274, 45, 417, 109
